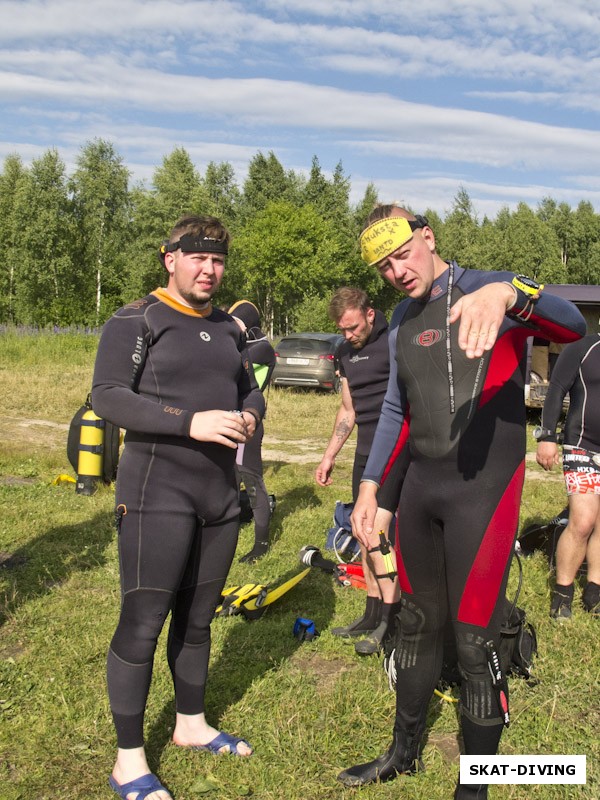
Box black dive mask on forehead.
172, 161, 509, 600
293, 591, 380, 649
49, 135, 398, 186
158, 233, 228, 265
411, 214, 429, 230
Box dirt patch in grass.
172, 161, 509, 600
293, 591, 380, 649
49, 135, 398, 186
0, 640, 27, 661
0, 551, 28, 568
0, 415, 563, 477
289, 651, 357, 693
0, 475, 37, 486
428, 732, 461, 763
0, 416, 69, 451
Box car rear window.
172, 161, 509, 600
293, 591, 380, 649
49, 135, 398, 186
277, 338, 333, 355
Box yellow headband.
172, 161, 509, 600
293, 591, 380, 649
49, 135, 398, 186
360, 217, 416, 266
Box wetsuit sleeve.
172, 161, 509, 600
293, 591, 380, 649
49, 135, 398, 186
238, 336, 266, 420
248, 340, 277, 392
540, 338, 586, 438
361, 305, 410, 486
92, 312, 194, 436
502, 274, 586, 343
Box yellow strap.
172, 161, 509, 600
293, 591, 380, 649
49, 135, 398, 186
434, 688, 458, 703
215, 583, 266, 613
360, 217, 415, 265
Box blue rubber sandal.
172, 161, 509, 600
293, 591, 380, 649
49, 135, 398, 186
109, 772, 171, 799
188, 731, 253, 756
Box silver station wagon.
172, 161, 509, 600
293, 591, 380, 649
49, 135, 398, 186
272, 332, 343, 392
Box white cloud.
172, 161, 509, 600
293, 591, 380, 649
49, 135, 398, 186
2, 1, 600, 215
2, 52, 600, 174
1, 0, 599, 93
467, 90, 600, 114
353, 173, 600, 220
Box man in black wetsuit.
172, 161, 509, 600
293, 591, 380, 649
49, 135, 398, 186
228, 300, 276, 563
315, 287, 407, 655
536, 333, 600, 619
93, 215, 264, 800
337, 206, 585, 798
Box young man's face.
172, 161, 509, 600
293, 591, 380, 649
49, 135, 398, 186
165, 250, 225, 307
374, 218, 437, 299
336, 306, 375, 350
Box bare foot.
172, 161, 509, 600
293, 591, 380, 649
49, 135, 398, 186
111, 748, 172, 800
172, 714, 252, 756
110, 772, 172, 800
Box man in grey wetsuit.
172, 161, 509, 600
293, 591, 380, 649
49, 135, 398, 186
93, 215, 264, 800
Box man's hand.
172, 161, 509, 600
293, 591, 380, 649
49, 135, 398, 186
449, 282, 516, 359
536, 441, 560, 471
360, 507, 394, 551
189, 410, 248, 449
351, 482, 378, 546
315, 454, 335, 486
241, 410, 257, 439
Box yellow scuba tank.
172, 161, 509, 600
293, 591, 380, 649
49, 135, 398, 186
67, 394, 121, 495
76, 407, 105, 495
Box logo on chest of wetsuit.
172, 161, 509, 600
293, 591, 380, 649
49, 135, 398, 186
412, 329, 444, 347
199, 331, 211, 342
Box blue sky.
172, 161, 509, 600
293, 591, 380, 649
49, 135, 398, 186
1, 0, 600, 219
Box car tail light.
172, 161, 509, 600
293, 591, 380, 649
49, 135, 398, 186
318, 354, 335, 361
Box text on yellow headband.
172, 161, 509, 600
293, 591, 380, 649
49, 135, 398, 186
360, 217, 415, 266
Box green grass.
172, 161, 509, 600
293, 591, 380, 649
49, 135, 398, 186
0, 332, 598, 800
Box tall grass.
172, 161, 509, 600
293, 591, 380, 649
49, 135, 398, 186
0, 332, 597, 800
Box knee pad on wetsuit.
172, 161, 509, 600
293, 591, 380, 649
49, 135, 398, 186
455, 630, 504, 724
111, 589, 171, 664
396, 597, 427, 670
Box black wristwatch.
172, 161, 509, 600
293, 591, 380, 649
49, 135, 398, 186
533, 426, 554, 440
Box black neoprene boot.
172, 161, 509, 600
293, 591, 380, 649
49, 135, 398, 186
354, 600, 402, 655
331, 596, 382, 638
454, 782, 488, 799
337, 729, 423, 787
550, 582, 574, 621
453, 707, 504, 800
582, 581, 600, 614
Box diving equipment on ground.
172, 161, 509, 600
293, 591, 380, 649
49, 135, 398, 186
293, 617, 319, 641
300, 545, 367, 589
325, 501, 361, 560
517, 507, 587, 574
214, 567, 310, 620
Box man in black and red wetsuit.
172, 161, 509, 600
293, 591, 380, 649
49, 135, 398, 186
93, 215, 263, 800
337, 206, 585, 799
536, 332, 600, 619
